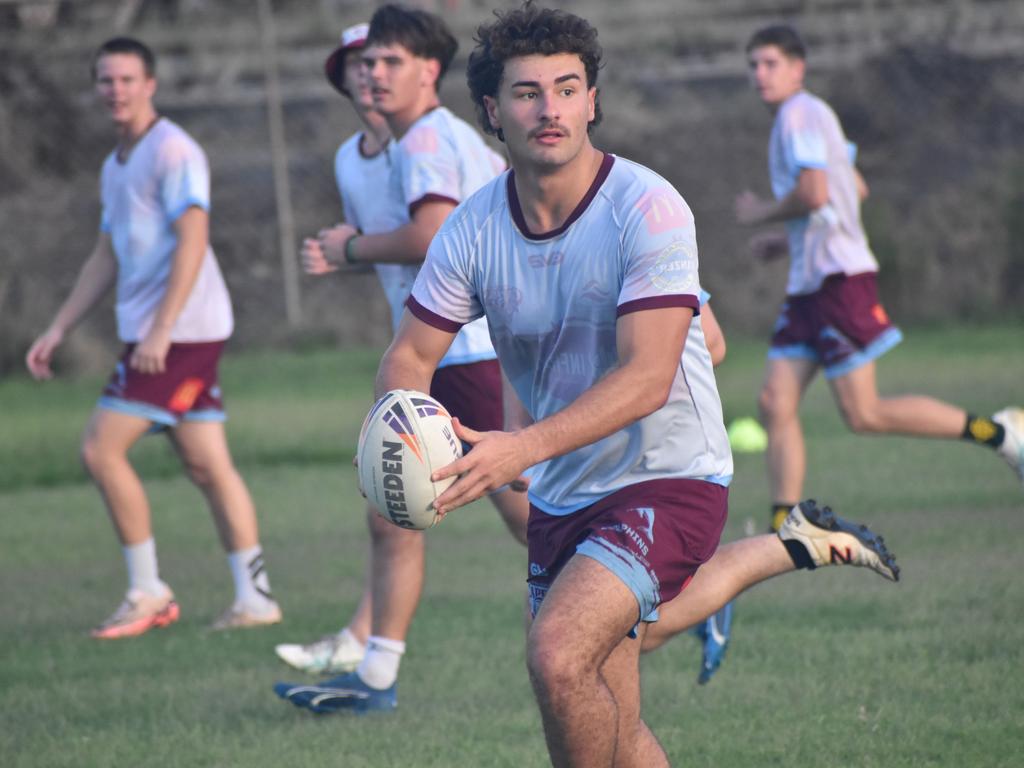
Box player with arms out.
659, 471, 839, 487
318, 4, 899, 763
273, 7, 529, 711
25, 38, 281, 637
735, 24, 1024, 534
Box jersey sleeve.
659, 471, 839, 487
158, 136, 211, 223
334, 148, 357, 227
406, 210, 483, 332
398, 123, 461, 217
780, 100, 828, 170
617, 184, 701, 317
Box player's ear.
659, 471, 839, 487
483, 95, 501, 134
587, 87, 596, 123
422, 57, 441, 90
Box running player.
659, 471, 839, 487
281, 6, 900, 761
736, 24, 1024, 532
25, 37, 281, 637
273, 7, 528, 709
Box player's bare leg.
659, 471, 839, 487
80, 408, 154, 545
170, 421, 259, 551
365, 508, 425, 640
641, 535, 794, 652
527, 556, 667, 768
488, 486, 529, 546
830, 361, 965, 437
170, 420, 280, 627
82, 408, 181, 638
759, 357, 818, 528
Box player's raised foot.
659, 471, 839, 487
210, 599, 282, 631
695, 600, 734, 685
275, 628, 365, 674
91, 588, 180, 639
274, 671, 397, 714
993, 407, 1024, 486
778, 500, 900, 582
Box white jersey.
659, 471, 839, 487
769, 90, 878, 295
100, 117, 233, 343
334, 133, 419, 334
409, 154, 733, 514
384, 107, 506, 367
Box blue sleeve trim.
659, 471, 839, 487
167, 197, 209, 223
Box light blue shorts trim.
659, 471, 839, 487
823, 327, 904, 380
97, 396, 226, 431
767, 343, 818, 362
576, 538, 660, 624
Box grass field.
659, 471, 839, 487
2, 325, 1022, 767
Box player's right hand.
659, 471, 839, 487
25, 327, 64, 381
300, 236, 338, 275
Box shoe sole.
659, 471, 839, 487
91, 600, 180, 640
800, 501, 901, 582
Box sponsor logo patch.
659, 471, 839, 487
648, 241, 697, 292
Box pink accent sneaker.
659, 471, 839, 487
91, 589, 180, 639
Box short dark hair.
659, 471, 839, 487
745, 24, 807, 60
366, 4, 458, 88
92, 36, 156, 80
466, 2, 603, 141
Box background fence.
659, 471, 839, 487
2, 0, 1022, 375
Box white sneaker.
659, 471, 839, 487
210, 599, 282, 631
275, 628, 365, 674
778, 500, 900, 582
993, 407, 1024, 486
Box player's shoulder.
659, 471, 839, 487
779, 90, 835, 125
151, 118, 206, 165
604, 154, 692, 223
436, 170, 510, 239
335, 131, 363, 161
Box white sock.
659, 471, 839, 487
357, 635, 406, 689
123, 538, 167, 596
227, 545, 275, 611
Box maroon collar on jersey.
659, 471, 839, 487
507, 152, 615, 241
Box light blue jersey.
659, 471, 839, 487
769, 91, 878, 295
100, 118, 232, 342
409, 154, 733, 514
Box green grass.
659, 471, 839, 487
1, 324, 1022, 767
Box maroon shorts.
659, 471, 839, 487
429, 359, 503, 432
526, 479, 729, 624
99, 341, 226, 427
769, 272, 903, 379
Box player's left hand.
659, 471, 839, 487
430, 417, 532, 516
131, 327, 171, 374
318, 224, 359, 267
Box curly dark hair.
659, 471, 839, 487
367, 4, 458, 90
466, 2, 603, 141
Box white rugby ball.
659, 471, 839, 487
357, 389, 463, 530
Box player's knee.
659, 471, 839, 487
80, 434, 113, 477
181, 457, 216, 489
838, 401, 882, 434
758, 385, 793, 424
526, 627, 586, 696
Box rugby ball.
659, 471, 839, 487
357, 390, 463, 530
